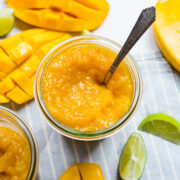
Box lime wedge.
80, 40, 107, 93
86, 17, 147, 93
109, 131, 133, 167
138, 113, 180, 145
81, 29, 92, 36
119, 133, 146, 180
0, 8, 15, 37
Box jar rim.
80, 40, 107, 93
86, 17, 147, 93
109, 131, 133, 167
34, 35, 143, 140
0, 106, 39, 179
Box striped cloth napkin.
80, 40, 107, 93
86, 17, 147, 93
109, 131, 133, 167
3, 51, 180, 180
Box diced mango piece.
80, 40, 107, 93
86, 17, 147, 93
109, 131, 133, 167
9, 69, 33, 96
6, 86, 32, 104
5, 0, 109, 31
0, 77, 15, 94
58, 13, 88, 31
0, 35, 32, 65
44, 10, 62, 30
66, 1, 102, 21
10, 42, 33, 65
59, 163, 105, 180
0, 71, 5, 81
0, 95, 10, 103
36, 34, 72, 59
0, 49, 16, 73
20, 55, 41, 77
0, 34, 22, 55
22, 73, 36, 97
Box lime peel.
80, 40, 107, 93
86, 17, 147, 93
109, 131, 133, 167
138, 113, 180, 145
0, 8, 15, 37
119, 132, 146, 180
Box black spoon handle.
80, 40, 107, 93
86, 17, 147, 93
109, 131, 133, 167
103, 7, 156, 85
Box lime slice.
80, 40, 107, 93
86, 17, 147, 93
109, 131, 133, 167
81, 29, 92, 36
0, 8, 15, 37
119, 133, 146, 180
138, 113, 180, 145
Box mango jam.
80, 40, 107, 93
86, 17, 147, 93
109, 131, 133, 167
42, 45, 134, 131
0, 127, 31, 179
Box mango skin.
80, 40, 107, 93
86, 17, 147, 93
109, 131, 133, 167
59, 163, 105, 180
0, 28, 71, 104
153, 0, 180, 71
5, 0, 109, 32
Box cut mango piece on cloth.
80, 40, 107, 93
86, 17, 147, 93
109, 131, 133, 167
59, 163, 105, 180
0, 28, 71, 104
59, 165, 81, 180
153, 0, 180, 71
0, 49, 16, 74
5, 0, 109, 31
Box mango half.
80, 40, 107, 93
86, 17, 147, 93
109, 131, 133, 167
59, 163, 105, 180
153, 0, 180, 71
0, 28, 71, 104
5, 0, 109, 32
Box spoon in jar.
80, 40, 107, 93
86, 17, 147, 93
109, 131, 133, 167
103, 7, 156, 85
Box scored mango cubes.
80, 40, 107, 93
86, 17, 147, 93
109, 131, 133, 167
5, 0, 109, 32
0, 28, 71, 104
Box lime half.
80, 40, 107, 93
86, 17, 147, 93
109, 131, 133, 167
119, 133, 146, 180
0, 8, 15, 37
138, 113, 180, 145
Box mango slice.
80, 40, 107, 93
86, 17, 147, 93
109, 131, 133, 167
60, 165, 81, 180
153, 0, 180, 71
5, 0, 109, 32
59, 163, 105, 180
0, 28, 71, 104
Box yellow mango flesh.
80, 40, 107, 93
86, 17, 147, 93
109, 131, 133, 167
59, 165, 81, 180
5, 0, 109, 31
153, 0, 180, 71
0, 28, 71, 104
78, 163, 105, 180
59, 163, 105, 180
0, 95, 10, 103
0, 127, 31, 179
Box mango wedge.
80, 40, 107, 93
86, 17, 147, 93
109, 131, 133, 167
5, 0, 109, 32
153, 0, 180, 71
59, 163, 105, 180
0, 28, 71, 104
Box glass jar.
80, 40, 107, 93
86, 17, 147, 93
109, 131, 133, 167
0, 106, 39, 179
35, 36, 142, 141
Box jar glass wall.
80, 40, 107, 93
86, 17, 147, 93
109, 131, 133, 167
35, 36, 142, 141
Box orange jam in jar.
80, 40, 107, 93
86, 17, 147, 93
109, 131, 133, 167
42, 45, 134, 131
0, 127, 31, 179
